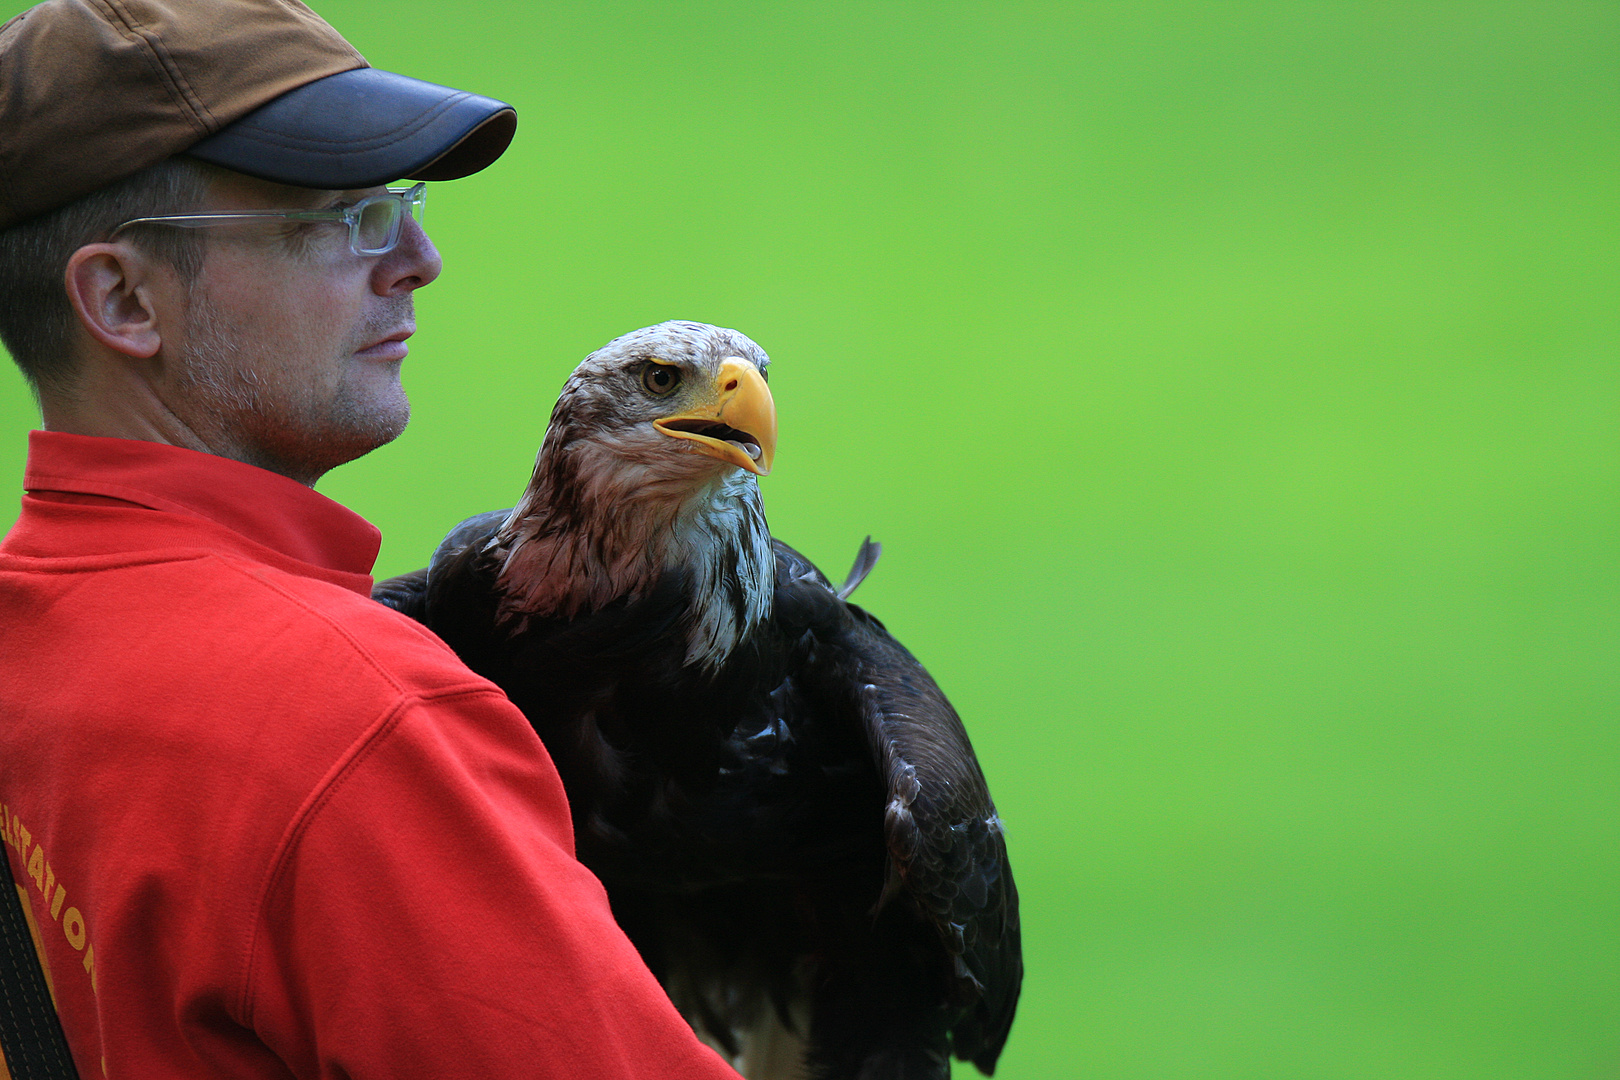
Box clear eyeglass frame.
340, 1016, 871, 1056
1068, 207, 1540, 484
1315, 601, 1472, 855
110, 182, 427, 256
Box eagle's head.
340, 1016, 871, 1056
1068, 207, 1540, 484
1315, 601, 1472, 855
493, 321, 779, 670
536, 320, 775, 485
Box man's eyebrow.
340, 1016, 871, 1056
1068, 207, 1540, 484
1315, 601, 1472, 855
278, 187, 362, 210
295, 189, 373, 213
329, 187, 389, 205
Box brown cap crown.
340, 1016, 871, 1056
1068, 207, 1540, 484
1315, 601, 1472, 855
0, 0, 515, 228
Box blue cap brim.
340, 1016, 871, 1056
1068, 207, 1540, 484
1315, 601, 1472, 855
186, 67, 516, 189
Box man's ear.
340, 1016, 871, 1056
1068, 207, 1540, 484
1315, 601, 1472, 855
64, 243, 172, 360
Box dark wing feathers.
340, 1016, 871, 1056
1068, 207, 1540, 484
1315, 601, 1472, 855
374, 509, 506, 622
428, 509, 509, 585
371, 567, 429, 620
772, 541, 1021, 1070
845, 612, 1020, 1072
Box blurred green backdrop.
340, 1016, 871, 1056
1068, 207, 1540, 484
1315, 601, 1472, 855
2, 2, 1616, 1077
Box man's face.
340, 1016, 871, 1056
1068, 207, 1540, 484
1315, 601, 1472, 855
159, 171, 442, 485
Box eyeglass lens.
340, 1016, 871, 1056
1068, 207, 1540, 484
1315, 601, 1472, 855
354, 188, 425, 255
356, 198, 400, 254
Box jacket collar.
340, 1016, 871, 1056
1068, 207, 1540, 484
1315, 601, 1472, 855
14, 430, 382, 593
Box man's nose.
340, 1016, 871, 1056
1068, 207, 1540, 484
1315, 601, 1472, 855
374, 214, 442, 294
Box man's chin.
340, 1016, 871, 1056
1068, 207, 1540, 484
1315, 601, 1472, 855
254, 392, 411, 485
336, 394, 411, 461
337, 378, 410, 442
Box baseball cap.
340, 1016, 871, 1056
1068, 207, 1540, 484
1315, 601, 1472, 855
0, 0, 517, 229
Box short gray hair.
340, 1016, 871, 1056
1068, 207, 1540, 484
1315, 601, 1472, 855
0, 156, 220, 401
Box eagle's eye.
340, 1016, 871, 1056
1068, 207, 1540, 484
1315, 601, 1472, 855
641, 362, 682, 396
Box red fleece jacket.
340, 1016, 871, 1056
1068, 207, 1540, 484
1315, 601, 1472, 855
0, 431, 737, 1080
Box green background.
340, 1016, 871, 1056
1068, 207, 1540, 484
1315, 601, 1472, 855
3, 2, 1616, 1077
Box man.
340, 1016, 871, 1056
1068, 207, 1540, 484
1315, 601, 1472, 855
0, 1, 741, 1076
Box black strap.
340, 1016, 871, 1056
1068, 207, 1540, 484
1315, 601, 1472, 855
0, 846, 79, 1079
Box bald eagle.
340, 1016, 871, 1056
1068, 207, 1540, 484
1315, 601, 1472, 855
375, 322, 1020, 1080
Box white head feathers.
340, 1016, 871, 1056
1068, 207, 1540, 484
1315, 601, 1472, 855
493, 321, 777, 671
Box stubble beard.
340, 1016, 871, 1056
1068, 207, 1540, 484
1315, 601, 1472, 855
176, 287, 413, 485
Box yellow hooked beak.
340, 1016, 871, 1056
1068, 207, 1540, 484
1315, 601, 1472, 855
653, 357, 777, 476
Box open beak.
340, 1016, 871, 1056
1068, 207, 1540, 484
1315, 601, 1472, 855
653, 357, 778, 476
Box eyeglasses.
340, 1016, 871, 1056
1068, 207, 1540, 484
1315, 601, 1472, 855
111, 183, 427, 256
